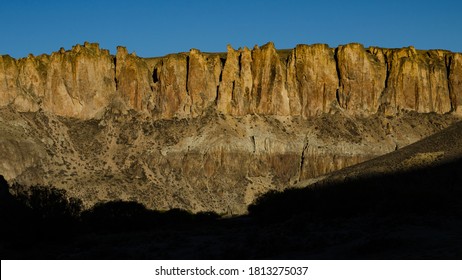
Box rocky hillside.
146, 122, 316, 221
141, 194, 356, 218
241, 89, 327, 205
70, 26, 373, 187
1, 42, 461, 214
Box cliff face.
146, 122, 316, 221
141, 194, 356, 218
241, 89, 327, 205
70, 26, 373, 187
1, 42, 461, 119
1, 42, 462, 214
0, 42, 115, 118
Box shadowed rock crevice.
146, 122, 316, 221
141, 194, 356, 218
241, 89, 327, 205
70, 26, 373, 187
298, 138, 309, 182
333, 47, 342, 108
185, 55, 190, 94
113, 56, 118, 91
152, 67, 159, 83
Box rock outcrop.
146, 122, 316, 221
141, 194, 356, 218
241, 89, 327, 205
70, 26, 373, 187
381, 47, 452, 115
115, 46, 152, 111
448, 53, 462, 112
289, 44, 339, 117
1, 42, 461, 119
0, 42, 115, 118
336, 44, 387, 115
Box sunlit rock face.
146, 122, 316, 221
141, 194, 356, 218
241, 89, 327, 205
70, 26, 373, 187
2, 42, 459, 119
0, 42, 115, 118
1, 42, 461, 214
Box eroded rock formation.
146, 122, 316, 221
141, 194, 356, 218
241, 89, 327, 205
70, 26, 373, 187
0, 42, 115, 118
2, 42, 461, 119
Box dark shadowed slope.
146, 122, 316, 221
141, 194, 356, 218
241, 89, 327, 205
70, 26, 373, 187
323, 119, 462, 183
247, 121, 462, 258
2, 121, 462, 259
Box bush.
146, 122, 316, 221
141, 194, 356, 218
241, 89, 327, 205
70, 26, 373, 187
17, 185, 82, 222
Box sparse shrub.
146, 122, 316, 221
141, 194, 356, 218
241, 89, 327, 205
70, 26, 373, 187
16, 185, 82, 222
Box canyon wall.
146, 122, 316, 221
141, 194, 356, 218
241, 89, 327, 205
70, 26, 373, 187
1, 42, 462, 214
1, 42, 461, 119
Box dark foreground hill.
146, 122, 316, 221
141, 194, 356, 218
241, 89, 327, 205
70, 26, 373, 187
2, 122, 462, 259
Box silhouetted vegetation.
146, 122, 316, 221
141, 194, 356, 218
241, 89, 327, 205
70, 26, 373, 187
0, 175, 222, 258
0, 180, 83, 255
15, 185, 82, 223
1, 180, 221, 231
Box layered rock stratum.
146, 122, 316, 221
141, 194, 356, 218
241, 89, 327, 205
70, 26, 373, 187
1, 42, 461, 214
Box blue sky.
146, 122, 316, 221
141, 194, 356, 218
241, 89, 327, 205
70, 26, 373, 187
1, 0, 461, 58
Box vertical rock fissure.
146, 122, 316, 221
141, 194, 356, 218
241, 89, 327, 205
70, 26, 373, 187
215, 58, 225, 106
251, 136, 256, 153
152, 68, 159, 83
379, 55, 392, 110
298, 138, 309, 181
428, 67, 434, 112
333, 47, 342, 107
238, 52, 242, 76
383, 59, 391, 94
292, 48, 303, 110
218, 58, 225, 83
446, 55, 456, 111
215, 85, 220, 106
113, 56, 119, 91
185, 55, 190, 94
231, 81, 236, 103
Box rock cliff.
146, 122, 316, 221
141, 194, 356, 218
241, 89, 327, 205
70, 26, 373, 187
0, 42, 115, 118
1, 42, 461, 214
1, 42, 461, 118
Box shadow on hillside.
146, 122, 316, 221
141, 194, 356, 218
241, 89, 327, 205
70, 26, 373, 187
0, 176, 219, 258
248, 157, 462, 223
1, 157, 462, 259
241, 157, 462, 259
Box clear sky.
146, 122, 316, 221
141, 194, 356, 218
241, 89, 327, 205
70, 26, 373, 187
1, 0, 461, 58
